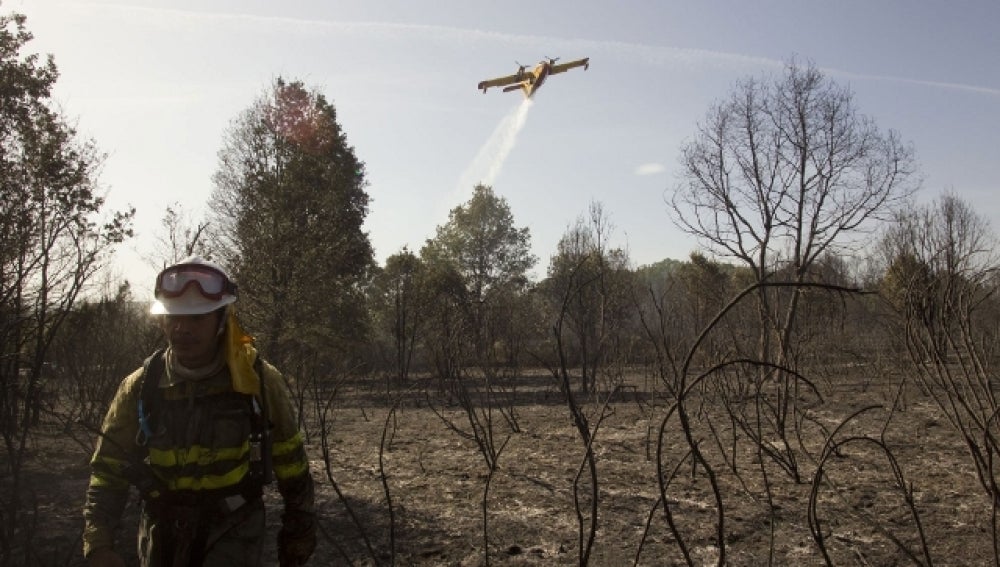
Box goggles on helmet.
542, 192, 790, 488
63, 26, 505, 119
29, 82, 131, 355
154, 263, 237, 300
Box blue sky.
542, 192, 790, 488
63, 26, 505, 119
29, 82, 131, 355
9, 0, 1000, 294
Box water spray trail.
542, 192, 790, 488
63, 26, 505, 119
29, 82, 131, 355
455, 98, 534, 199
481, 98, 533, 186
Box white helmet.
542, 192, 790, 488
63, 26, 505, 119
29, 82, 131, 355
150, 255, 238, 315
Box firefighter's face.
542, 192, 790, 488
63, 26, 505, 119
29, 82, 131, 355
160, 311, 223, 368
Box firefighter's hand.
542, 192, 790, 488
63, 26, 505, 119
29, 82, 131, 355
87, 548, 126, 567
278, 510, 316, 566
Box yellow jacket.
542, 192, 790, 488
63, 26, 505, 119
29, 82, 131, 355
82, 355, 312, 557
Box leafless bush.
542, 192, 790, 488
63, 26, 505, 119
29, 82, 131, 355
808, 406, 932, 566
634, 279, 878, 565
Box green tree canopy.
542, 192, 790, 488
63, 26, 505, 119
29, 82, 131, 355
420, 184, 536, 365
423, 184, 535, 303
370, 247, 428, 380
209, 78, 374, 365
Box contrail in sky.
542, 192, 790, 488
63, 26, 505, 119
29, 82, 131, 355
75, 3, 1000, 98
455, 98, 534, 197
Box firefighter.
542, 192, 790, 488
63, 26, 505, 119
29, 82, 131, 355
83, 256, 316, 566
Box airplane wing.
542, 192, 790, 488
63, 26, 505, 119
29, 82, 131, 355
477, 73, 523, 92
550, 58, 590, 75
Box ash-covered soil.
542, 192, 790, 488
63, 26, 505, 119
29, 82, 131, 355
11, 369, 995, 566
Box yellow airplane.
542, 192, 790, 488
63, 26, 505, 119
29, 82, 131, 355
477, 57, 589, 98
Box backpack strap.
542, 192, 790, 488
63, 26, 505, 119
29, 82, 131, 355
137, 348, 167, 446
248, 355, 274, 486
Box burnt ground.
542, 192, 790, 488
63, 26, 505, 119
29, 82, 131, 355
8, 368, 997, 566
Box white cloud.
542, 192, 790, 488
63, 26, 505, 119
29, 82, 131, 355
635, 163, 665, 176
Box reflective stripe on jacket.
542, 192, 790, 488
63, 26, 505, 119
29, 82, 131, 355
82, 357, 311, 558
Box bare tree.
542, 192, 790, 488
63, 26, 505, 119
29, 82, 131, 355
672, 58, 916, 361
877, 192, 1000, 560
46, 279, 160, 434
0, 9, 133, 564
670, 58, 918, 481
542, 202, 632, 393
146, 202, 211, 269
